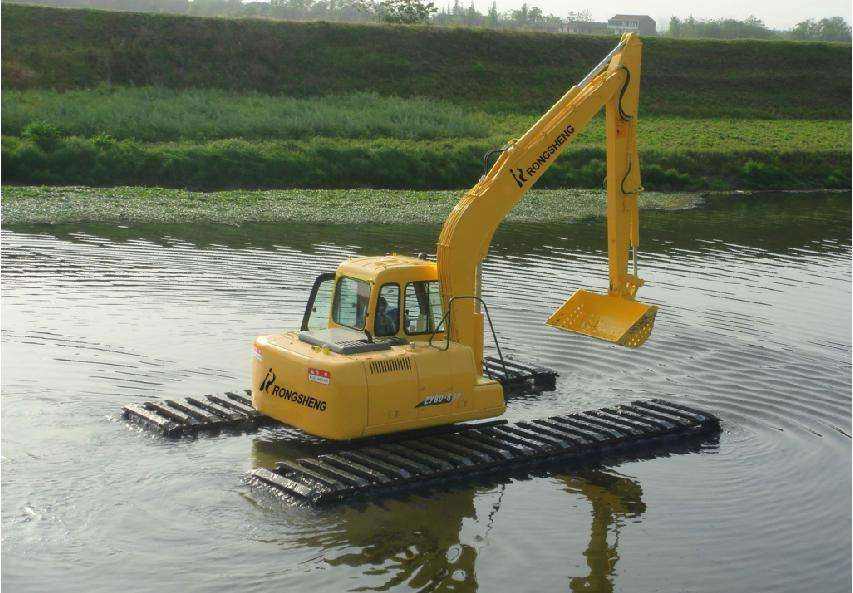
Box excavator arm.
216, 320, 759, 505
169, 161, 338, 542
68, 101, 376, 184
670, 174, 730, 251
436, 33, 656, 374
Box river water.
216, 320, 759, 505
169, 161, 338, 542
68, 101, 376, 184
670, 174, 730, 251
2, 192, 850, 592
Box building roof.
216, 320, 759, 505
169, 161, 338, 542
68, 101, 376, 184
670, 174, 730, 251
610, 14, 656, 22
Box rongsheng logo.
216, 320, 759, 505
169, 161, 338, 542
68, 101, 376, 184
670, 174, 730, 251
511, 124, 576, 188
259, 368, 327, 411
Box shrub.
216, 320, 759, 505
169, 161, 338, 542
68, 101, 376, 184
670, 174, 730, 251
824, 168, 851, 189
92, 133, 116, 149
21, 120, 62, 152
643, 164, 698, 190
739, 160, 794, 189
2, 133, 848, 192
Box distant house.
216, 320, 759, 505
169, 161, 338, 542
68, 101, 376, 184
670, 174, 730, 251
607, 15, 656, 36
565, 21, 610, 35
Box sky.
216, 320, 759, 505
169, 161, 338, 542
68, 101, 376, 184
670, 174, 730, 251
476, 0, 852, 30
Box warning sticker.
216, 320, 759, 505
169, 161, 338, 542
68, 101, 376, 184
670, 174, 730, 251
252, 345, 263, 361
308, 368, 331, 385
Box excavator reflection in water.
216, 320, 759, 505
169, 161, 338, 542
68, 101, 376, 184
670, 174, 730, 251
251, 440, 646, 592
564, 472, 645, 593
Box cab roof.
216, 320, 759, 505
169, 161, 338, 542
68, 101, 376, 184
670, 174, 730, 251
337, 254, 438, 283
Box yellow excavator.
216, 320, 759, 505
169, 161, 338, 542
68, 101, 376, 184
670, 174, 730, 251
251, 33, 657, 441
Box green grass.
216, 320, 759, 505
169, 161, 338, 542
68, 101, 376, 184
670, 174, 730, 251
4, 87, 850, 152
3, 87, 850, 190
3, 4, 850, 119
1, 4, 850, 192
0, 185, 703, 225
3, 133, 848, 191
2, 88, 491, 141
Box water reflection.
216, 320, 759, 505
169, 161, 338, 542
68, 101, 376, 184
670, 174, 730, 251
248, 436, 723, 592
1, 191, 848, 593
563, 471, 645, 593
325, 490, 481, 591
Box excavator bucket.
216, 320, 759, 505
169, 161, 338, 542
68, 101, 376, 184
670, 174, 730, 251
547, 289, 657, 348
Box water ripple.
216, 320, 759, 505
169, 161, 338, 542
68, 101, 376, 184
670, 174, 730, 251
1, 193, 850, 593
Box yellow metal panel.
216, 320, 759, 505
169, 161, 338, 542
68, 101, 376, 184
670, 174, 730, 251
411, 343, 455, 419
547, 289, 657, 348
252, 334, 369, 440
338, 255, 437, 284
253, 332, 505, 440
364, 349, 419, 428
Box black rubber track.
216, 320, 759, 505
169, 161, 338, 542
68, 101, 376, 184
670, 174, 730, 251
247, 398, 720, 505
122, 391, 271, 436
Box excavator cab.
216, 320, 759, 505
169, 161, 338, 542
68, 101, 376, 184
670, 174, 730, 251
252, 255, 506, 441
299, 255, 444, 341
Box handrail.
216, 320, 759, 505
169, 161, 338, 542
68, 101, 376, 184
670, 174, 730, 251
428, 296, 510, 381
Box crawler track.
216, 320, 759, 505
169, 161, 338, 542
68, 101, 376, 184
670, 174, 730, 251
122, 391, 273, 436
483, 355, 557, 396
247, 399, 720, 505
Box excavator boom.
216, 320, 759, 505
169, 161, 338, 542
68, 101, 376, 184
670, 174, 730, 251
437, 33, 656, 372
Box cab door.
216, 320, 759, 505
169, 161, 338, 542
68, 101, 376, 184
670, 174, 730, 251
300, 272, 335, 330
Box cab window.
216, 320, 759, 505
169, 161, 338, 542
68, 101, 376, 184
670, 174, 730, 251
404, 281, 443, 335
332, 277, 371, 330
374, 283, 400, 337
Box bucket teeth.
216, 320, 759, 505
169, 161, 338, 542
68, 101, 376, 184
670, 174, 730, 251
618, 307, 657, 348
547, 289, 658, 348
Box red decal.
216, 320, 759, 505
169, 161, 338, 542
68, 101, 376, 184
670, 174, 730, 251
308, 368, 331, 385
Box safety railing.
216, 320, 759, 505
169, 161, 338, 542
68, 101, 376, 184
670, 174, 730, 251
428, 295, 510, 381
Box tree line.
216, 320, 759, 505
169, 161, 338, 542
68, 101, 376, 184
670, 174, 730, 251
7, 0, 852, 40
668, 15, 851, 42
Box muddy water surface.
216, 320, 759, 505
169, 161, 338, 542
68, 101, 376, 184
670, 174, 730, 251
2, 192, 850, 592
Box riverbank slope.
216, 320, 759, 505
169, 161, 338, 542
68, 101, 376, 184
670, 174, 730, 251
2, 4, 850, 191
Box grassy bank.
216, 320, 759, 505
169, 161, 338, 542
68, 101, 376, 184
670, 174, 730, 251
4, 87, 850, 190
3, 89, 491, 142
2, 4, 850, 191
5, 88, 850, 151
4, 5, 849, 118
1, 186, 702, 225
